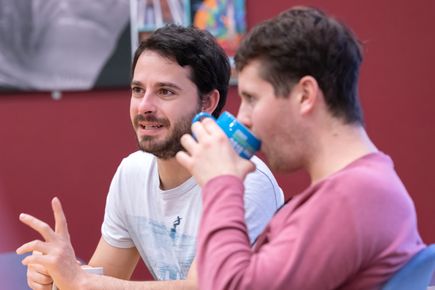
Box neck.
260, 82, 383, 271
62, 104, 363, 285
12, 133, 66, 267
306, 121, 377, 185
156, 157, 192, 190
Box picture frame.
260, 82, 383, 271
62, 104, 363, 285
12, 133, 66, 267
130, 0, 246, 85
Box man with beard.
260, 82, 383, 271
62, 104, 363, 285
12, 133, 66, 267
176, 7, 424, 290
17, 25, 283, 290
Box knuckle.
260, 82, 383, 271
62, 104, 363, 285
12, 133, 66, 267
33, 240, 43, 248
27, 278, 38, 289
40, 274, 53, 284
49, 252, 63, 265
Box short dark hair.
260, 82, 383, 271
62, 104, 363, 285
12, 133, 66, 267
132, 24, 231, 118
235, 6, 364, 124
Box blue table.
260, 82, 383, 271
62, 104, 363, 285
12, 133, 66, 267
0, 252, 31, 290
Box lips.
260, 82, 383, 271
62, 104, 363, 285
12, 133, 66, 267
139, 122, 164, 130
134, 115, 170, 137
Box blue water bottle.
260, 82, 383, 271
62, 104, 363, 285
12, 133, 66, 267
192, 111, 261, 159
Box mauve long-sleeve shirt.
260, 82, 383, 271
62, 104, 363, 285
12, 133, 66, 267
198, 152, 424, 290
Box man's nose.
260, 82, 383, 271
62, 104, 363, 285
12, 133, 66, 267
237, 106, 252, 129
138, 93, 157, 114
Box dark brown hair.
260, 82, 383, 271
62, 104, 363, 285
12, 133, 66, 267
132, 25, 230, 118
235, 6, 364, 124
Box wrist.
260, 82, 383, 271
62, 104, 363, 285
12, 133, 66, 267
76, 270, 93, 290
78, 265, 105, 290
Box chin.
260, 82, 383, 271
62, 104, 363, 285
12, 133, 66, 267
269, 161, 286, 172
266, 153, 295, 172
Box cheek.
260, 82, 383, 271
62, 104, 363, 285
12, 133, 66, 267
129, 102, 135, 119
129, 99, 139, 124
251, 110, 270, 139
253, 107, 285, 146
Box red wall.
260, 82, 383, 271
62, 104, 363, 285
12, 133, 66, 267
1, 0, 434, 280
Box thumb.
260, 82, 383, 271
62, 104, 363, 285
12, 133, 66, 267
239, 159, 256, 179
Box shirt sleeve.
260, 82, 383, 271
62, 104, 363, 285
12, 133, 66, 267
101, 161, 135, 248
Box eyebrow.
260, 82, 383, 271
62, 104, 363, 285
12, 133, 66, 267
130, 80, 182, 91
130, 80, 142, 87
240, 90, 254, 98
157, 82, 182, 91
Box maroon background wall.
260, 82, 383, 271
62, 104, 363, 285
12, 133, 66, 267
1, 0, 434, 281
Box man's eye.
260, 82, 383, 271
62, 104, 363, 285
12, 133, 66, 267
131, 87, 144, 95
159, 88, 174, 96
244, 94, 255, 103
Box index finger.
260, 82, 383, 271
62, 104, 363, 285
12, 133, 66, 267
52, 197, 69, 236
19, 213, 55, 242
201, 117, 223, 135
192, 118, 221, 141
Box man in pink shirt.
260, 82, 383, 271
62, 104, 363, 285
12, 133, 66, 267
176, 6, 425, 290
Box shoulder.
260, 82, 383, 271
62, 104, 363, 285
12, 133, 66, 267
111, 151, 158, 185
248, 156, 276, 181
247, 156, 280, 186
331, 152, 404, 197
121, 150, 154, 165
108, 151, 157, 202
118, 151, 156, 172
316, 152, 413, 214
244, 156, 284, 206
315, 153, 421, 257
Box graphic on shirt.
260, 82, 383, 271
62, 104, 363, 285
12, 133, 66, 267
129, 216, 195, 280
170, 216, 182, 240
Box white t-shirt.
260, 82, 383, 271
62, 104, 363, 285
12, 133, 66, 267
102, 151, 283, 280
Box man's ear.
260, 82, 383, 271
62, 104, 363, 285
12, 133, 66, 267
201, 89, 220, 113
297, 76, 320, 116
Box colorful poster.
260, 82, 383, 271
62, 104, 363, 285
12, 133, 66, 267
191, 0, 246, 56
190, 0, 246, 83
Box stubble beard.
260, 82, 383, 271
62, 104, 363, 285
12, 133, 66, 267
263, 133, 303, 173
135, 109, 199, 160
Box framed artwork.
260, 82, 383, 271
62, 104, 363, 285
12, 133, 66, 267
131, 0, 246, 85
190, 0, 246, 57
131, 0, 191, 53
191, 0, 246, 84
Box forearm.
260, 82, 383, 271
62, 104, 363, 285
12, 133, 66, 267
81, 274, 197, 290
83, 239, 198, 290
198, 175, 253, 290
88, 238, 140, 280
